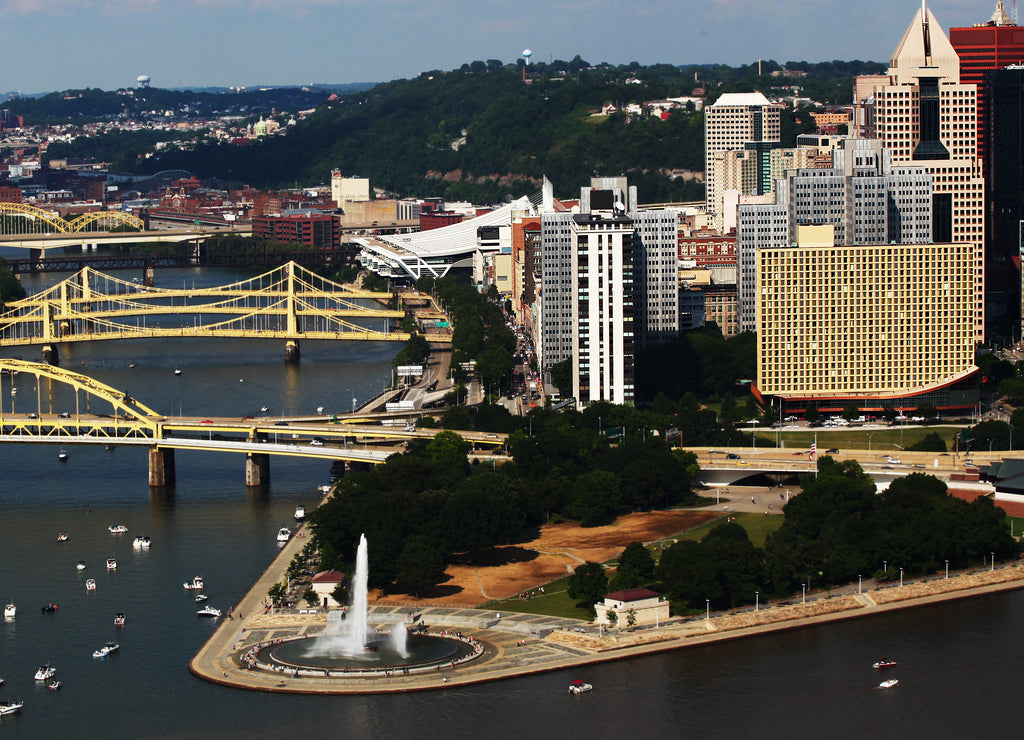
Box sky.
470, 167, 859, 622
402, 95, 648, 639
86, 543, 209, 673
0, 0, 1013, 94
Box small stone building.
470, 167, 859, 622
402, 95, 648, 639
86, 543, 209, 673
310, 570, 346, 608
593, 588, 670, 628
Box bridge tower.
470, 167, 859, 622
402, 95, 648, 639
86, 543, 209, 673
285, 262, 300, 363
148, 448, 176, 487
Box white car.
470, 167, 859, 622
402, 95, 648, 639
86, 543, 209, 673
310, 439, 324, 447
886, 457, 902, 464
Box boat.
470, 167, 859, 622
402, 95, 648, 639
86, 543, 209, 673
56, 531, 69, 542
132, 536, 151, 549
114, 613, 125, 627
3, 602, 15, 619
92, 642, 119, 659
40, 603, 58, 613
58, 449, 67, 462
260, 406, 269, 412
34, 664, 56, 681
85, 579, 96, 591
197, 606, 222, 618
183, 576, 204, 590
568, 679, 593, 695
276, 527, 291, 543
318, 484, 331, 493
108, 524, 127, 534
293, 504, 306, 521
174, 368, 182, 375
76, 560, 86, 571
873, 659, 898, 669
106, 558, 117, 570
195, 593, 208, 602
879, 678, 899, 689
47, 680, 61, 691
128, 363, 136, 369
0, 700, 23, 716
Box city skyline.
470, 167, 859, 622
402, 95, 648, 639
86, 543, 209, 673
0, 0, 1009, 95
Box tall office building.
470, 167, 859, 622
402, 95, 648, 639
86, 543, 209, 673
949, 1, 1024, 161
736, 139, 933, 331
539, 178, 679, 405
754, 225, 978, 416
866, 5, 987, 340
704, 93, 781, 218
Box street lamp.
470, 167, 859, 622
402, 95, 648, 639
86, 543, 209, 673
899, 567, 903, 587
705, 598, 710, 622
945, 559, 949, 579
755, 590, 759, 611
858, 574, 862, 594
884, 560, 887, 574
801, 584, 806, 604
991, 552, 995, 571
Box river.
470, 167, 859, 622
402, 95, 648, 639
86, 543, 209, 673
1, 263, 1023, 738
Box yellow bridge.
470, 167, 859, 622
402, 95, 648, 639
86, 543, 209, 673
0, 202, 145, 235
0, 261, 432, 363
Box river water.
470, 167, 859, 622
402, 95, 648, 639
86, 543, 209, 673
1, 263, 1023, 738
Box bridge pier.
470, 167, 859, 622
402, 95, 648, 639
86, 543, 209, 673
41, 344, 59, 366
143, 264, 155, 287
284, 340, 300, 364
245, 453, 270, 487
148, 447, 176, 487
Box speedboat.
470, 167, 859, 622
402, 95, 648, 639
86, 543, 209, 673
0, 700, 23, 716
879, 678, 899, 689
174, 368, 182, 375
58, 449, 67, 462
92, 642, 119, 658
40, 603, 58, 613
132, 536, 151, 549
34, 664, 56, 681
56, 531, 69, 542
106, 558, 117, 570
568, 679, 593, 695
3, 602, 14, 619
183, 576, 204, 590
47, 680, 61, 691
873, 659, 898, 669
195, 593, 208, 602
197, 606, 222, 618
260, 406, 269, 412
293, 505, 306, 521
108, 524, 127, 534
276, 527, 291, 543
85, 579, 96, 591
114, 613, 125, 627
318, 484, 331, 493
76, 560, 86, 571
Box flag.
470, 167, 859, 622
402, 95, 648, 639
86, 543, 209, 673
810, 441, 816, 460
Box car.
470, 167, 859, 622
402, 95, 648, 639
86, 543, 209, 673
58, 412, 70, 418
200, 419, 213, 424
28, 412, 38, 419
886, 457, 902, 464
784, 415, 798, 422
310, 439, 324, 447
826, 448, 839, 454
274, 421, 287, 426
736, 460, 749, 466
726, 453, 741, 460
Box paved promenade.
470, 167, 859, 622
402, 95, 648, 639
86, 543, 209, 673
190, 511, 1024, 694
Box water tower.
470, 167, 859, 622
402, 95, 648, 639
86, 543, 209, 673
522, 49, 532, 82
137, 75, 150, 89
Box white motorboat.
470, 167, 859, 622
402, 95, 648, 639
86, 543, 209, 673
76, 560, 86, 571
85, 579, 96, 591
47, 680, 61, 691
58, 448, 67, 462
114, 613, 126, 627
0, 700, 23, 716
568, 679, 593, 694
293, 505, 306, 521
195, 593, 208, 602
276, 527, 291, 543
183, 576, 204, 590
174, 368, 182, 375
34, 664, 56, 681
56, 531, 69, 542
197, 606, 222, 618
106, 558, 117, 570
92, 642, 119, 659
260, 406, 270, 412
879, 678, 899, 689
3, 602, 14, 619
318, 484, 331, 493
132, 536, 151, 549
108, 524, 127, 534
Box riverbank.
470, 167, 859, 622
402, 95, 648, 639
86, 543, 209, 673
189, 527, 1024, 693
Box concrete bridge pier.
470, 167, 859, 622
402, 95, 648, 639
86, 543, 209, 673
284, 340, 300, 364
143, 264, 155, 287
245, 453, 270, 487
148, 447, 176, 487
41, 344, 59, 366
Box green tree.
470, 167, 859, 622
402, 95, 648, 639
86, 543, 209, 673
567, 561, 608, 616
570, 469, 622, 526
395, 536, 447, 596
610, 541, 656, 590
550, 358, 573, 396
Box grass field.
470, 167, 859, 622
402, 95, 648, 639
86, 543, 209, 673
752, 426, 960, 452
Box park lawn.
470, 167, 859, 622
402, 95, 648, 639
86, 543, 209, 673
759, 426, 959, 453
655, 511, 783, 549
481, 574, 591, 621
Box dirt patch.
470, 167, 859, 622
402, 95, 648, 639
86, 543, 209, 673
376, 509, 720, 608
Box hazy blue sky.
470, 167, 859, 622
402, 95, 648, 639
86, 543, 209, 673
0, 1, 1011, 93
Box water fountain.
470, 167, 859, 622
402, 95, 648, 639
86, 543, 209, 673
252, 534, 480, 675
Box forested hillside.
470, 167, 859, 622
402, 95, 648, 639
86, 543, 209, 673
139, 58, 884, 203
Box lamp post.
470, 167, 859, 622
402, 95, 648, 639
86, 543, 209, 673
991, 552, 995, 571
868, 432, 875, 456
899, 567, 903, 587
801, 584, 806, 604
755, 590, 759, 611
945, 559, 949, 579
884, 560, 887, 574
858, 574, 862, 594
705, 598, 710, 622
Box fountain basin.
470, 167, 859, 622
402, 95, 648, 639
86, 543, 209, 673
250, 632, 479, 674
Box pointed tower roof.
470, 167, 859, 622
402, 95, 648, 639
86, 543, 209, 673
888, 3, 961, 84
990, 1, 1014, 26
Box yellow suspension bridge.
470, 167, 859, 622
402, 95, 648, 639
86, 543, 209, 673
0, 261, 444, 363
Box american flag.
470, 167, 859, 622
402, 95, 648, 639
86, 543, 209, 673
810, 441, 816, 460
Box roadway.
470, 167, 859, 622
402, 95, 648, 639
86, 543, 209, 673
0, 226, 247, 251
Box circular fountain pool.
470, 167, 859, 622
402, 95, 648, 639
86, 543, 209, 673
255, 633, 475, 672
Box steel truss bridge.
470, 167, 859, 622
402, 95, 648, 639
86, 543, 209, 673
0, 359, 500, 486
0, 261, 428, 357
0, 202, 145, 234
